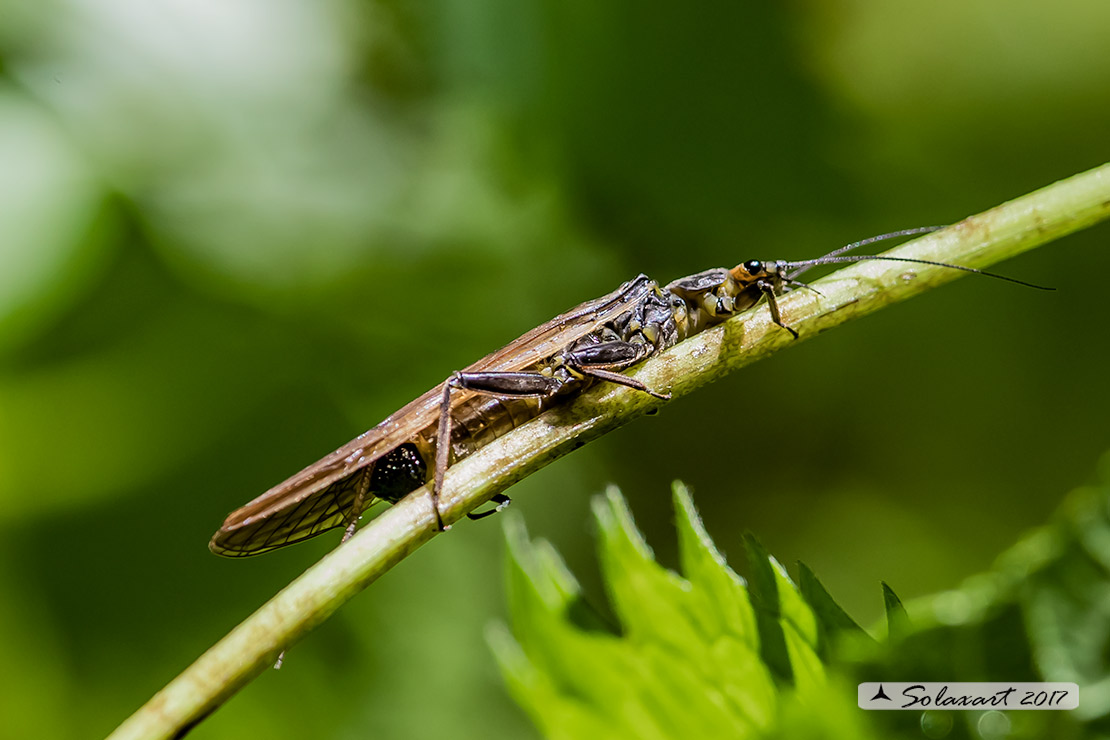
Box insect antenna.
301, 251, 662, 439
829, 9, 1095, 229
782, 254, 1054, 291
794, 225, 948, 268
782, 225, 1054, 291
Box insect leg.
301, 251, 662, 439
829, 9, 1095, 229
573, 365, 671, 399
756, 280, 799, 339
340, 467, 372, 544
434, 371, 565, 530
467, 493, 512, 520
565, 341, 671, 400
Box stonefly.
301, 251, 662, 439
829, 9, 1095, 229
210, 226, 1048, 557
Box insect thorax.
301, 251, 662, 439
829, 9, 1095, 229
594, 285, 681, 352
664, 269, 757, 338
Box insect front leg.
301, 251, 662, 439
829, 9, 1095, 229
433, 371, 565, 530
756, 280, 799, 340
564, 341, 671, 400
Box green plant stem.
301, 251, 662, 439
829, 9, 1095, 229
108, 162, 1110, 740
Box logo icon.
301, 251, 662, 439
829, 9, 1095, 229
870, 684, 892, 702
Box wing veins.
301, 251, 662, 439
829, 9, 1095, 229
211, 276, 655, 555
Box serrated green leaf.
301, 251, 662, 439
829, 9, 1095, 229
672, 482, 758, 647
743, 534, 795, 684
881, 582, 910, 642
497, 453, 1110, 740
500, 514, 690, 740
797, 562, 869, 660
592, 486, 778, 735
494, 485, 870, 739
593, 486, 701, 650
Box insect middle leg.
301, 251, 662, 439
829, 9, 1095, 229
563, 341, 671, 400
341, 467, 372, 544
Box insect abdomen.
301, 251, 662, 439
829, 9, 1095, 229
370, 442, 430, 503
448, 395, 545, 459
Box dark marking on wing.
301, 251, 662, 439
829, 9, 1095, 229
369, 443, 429, 503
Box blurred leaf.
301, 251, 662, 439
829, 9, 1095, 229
0, 560, 71, 740
0, 299, 302, 524
0, 86, 109, 351
846, 453, 1110, 738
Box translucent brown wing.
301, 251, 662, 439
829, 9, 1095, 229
208, 398, 441, 557
209, 469, 372, 557
209, 275, 656, 556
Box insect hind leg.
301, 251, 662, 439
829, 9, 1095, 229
433, 371, 566, 531
467, 493, 512, 520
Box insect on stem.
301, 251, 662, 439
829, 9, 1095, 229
208, 223, 1050, 557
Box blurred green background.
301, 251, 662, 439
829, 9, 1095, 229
1, 1, 1108, 738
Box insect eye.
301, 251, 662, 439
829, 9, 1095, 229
743, 260, 762, 273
